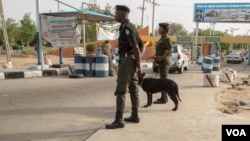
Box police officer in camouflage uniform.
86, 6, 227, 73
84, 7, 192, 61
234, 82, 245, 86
101, 40, 115, 76
105, 5, 142, 129
153, 23, 173, 104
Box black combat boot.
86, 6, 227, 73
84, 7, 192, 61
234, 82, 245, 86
124, 108, 140, 123
106, 112, 124, 129
154, 92, 168, 104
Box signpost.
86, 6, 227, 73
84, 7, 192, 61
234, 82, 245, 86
205, 36, 220, 43
177, 36, 191, 42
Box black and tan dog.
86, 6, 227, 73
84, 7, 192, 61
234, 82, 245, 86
139, 72, 181, 111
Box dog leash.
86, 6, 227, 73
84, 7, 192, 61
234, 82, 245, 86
154, 70, 159, 78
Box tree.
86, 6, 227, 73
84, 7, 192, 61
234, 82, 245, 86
5, 18, 19, 45
19, 13, 36, 47
0, 18, 19, 46
154, 22, 188, 36
103, 3, 114, 16
200, 28, 230, 54
168, 22, 188, 36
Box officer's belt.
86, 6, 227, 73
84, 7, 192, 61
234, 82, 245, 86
119, 53, 134, 58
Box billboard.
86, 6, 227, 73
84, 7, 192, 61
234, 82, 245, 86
40, 15, 81, 47
194, 3, 250, 23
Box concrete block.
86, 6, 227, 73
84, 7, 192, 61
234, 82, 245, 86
42, 70, 58, 76
203, 73, 219, 87
32, 70, 43, 77
57, 68, 68, 75
24, 71, 34, 78
0, 72, 5, 80
4, 72, 24, 79
28, 65, 50, 70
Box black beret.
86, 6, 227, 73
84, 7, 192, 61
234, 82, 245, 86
115, 5, 130, 12
159, 22, 169, 27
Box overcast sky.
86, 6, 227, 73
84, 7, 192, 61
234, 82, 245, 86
2, 0, 250, 35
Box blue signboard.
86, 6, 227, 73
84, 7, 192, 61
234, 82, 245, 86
194, 3, 250, 23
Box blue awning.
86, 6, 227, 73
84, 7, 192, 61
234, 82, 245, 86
41, 9, 114, 21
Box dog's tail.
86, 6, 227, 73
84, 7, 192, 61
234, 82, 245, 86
175, 84, 182, 102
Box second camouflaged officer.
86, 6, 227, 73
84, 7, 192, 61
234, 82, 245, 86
153, 22, 173, 104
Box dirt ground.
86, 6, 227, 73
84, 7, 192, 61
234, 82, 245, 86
1, 54, 250, 118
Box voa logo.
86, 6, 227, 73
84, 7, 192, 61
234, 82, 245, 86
226, 129, 246, 136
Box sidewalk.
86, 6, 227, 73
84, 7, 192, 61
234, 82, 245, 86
84, 62, 250, 141
0, 61, 152, 80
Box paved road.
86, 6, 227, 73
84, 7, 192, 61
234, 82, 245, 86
0, 60, 249, 141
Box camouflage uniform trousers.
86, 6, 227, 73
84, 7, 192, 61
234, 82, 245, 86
158, 60, 170, 100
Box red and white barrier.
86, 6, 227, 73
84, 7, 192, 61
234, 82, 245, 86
220, 68, 235, 83
68, 65, 75, 75
224, 68, 236, 80
203, 73, 220, 87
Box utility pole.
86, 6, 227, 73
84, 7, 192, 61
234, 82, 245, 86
0, 0, 12, 63
228, 26, 239, 52
149, 0, 159, 36
138, 0, 147, 27
57, 0, 60, 12
228, 26, 239, 36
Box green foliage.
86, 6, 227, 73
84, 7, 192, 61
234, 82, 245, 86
6, 18, 19, 44
85, 22, 97, 42
86, 44, 95, 53
12, 44, 19, 50
19, 13, 36, 47
167, 22, 188, 36
44, 41, 52, 47
0, 13, 36, 47
201, 28, 225, 36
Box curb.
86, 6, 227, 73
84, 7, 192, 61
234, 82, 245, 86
0, 72, 5, 80
0, 68, 68, 80
0, 62, 153, 80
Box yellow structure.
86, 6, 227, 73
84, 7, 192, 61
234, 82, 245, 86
141, 36, 250, 44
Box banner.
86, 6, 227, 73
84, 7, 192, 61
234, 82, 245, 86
97, 23, 120, 40
40, 15, 81, 47
194, 3, 250, 23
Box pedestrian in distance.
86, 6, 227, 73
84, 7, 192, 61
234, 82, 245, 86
101, 40, 115, 76
153, 22, 173, 104
105, 5, 142, 129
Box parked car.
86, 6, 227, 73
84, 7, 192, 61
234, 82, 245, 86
227, 52, 244, 63
170, 44, 189, 73
152, 44, 189, 74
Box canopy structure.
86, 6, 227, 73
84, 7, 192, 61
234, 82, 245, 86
39, 9, 114, 65
41, 9, 114, 21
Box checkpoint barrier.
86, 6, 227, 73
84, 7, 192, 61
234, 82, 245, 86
220, 68, 236, 83
202, 57, 213, 73
203, 73, 220, 87
197, 56, 203, 65
224, 68, 237, 80
212, 57, 221, 71
94, 56, 108, 77
74, 56, 85, 75
85, 56, 95, 77
73, 55, 108, 77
